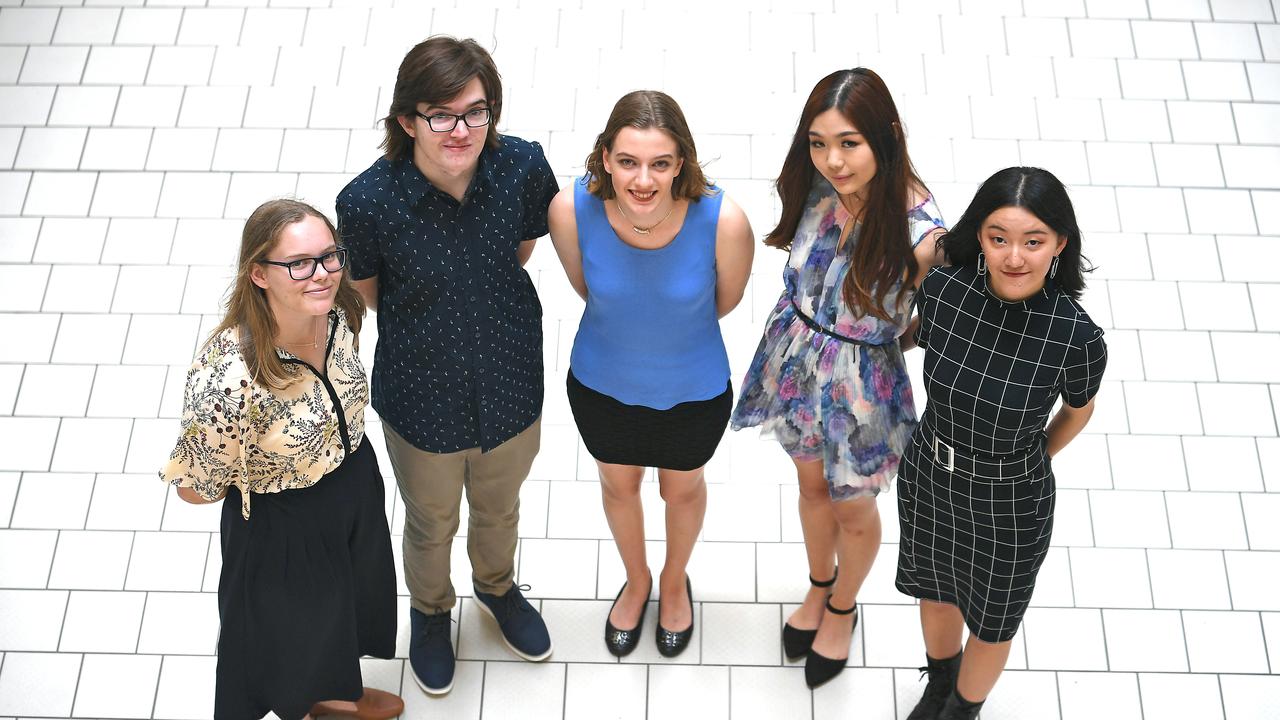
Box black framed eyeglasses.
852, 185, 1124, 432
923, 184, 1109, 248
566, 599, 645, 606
258, 248, 347, 281
415, 107, 492, 133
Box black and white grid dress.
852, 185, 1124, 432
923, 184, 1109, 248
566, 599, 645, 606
895, 264, 1107, 643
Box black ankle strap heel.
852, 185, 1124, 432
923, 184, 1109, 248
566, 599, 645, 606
809, 567, 838, 588
824, 599, 856, 615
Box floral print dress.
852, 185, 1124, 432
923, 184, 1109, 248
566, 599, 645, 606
731, 180, 945, 500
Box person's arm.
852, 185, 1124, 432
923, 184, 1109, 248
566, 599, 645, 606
519, 141, 560, 269
517, 239, 537, 267
1046, 397, 1097, 457
714, 195, 755, 318
1049, 328, 1108, 456
352, 276, 378, 312
912, 227, 947, 286
899, 315, 922, 351
335, 190, 383, 311
160, 348, 244, 506
546, 187, 587, 300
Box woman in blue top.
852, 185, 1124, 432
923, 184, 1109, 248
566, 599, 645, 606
547, 90, 754, 659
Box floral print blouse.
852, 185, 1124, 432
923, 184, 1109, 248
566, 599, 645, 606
159, 308, 368, 519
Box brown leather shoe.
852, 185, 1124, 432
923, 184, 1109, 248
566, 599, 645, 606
309, 687, 404, 720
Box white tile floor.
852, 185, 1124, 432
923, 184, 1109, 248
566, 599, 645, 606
0, 0, 1278, 718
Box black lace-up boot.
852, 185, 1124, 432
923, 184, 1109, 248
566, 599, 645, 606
905, 651, 963, 720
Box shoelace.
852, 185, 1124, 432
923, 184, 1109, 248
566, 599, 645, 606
495, 583, 535, 617
419, 612, 454, 641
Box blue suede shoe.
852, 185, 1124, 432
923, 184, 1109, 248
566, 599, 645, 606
408, 607, 454, 696
473, 584, 553, 661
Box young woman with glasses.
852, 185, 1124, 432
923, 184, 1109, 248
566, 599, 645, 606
161, 199, 402, 720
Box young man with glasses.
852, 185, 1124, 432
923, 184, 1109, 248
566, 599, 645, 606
336, 36, 558, 697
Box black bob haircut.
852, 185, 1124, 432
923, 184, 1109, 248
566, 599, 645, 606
937, 166, 1093, 300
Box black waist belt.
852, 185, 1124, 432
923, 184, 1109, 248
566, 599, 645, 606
918, 421, 1045, 476
789, 297, 891, 347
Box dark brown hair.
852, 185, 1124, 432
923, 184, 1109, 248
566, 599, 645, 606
583, 90, 712, 202
767, 68, 928, 322
208, 199, 365, 390
381, 36, 503, 161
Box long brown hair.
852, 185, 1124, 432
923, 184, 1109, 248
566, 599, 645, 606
207, 199, 366, 390
767, 68, 927, 322
583, 90, 713, 202
381, 35, 504, 161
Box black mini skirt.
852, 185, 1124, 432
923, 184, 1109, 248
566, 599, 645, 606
567, 369, 732, 471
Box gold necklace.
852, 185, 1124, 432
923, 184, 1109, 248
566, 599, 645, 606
615, 198, 677, 236
279, 316, 322, 349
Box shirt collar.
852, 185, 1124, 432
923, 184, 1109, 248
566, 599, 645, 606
394, 145, 496, 206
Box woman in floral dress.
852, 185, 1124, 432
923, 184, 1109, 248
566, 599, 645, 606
161, 199, 402, 720
732, 68, 946, 689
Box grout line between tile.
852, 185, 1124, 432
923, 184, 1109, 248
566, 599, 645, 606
66, 650, 85, 719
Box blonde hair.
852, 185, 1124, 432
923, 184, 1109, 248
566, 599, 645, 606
207, 199, 366, 390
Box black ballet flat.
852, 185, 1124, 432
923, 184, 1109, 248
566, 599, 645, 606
804, 600, 857, 689
655, 576, 694, 658
783, 570, 837, 659
604, 576, 652, 657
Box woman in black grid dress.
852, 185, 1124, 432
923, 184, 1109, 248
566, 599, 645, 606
896, 168, 1107, 720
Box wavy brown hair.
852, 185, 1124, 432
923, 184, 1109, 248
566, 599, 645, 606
207, 199, 365, 390
583, 90, 713, 202
766, 68, 928, 322
381, 36, 504, 161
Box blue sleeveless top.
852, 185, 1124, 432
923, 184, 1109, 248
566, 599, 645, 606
569, 177, 731, 410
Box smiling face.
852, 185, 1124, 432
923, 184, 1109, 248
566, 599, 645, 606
808, 108, 878, 205
397, 75, 488, 185
249, 214, 342, 323
978, 206, 1068, 302
602, 126, 685, 219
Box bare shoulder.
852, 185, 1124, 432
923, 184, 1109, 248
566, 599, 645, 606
549, 184, 576, 214
716, 193, 752, 238
548, 185, 577, 231
907, 182, 931, 209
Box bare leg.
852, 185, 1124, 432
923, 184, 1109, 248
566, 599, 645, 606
919, 599, 965, 659
810, 495, 880, 660
598, 461, 651, 628
918, 599, 1010, 701
956, 635, 1013, 702
656, 466, 708, 631
790, 458, 838, 632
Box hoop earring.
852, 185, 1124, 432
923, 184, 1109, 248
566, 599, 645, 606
976, 252, 987, 276
1049, 255, 1060, 279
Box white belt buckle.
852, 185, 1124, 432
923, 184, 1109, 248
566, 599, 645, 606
934, 437, 955, 472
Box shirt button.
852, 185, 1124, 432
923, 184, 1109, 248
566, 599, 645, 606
469, 296, 477, 302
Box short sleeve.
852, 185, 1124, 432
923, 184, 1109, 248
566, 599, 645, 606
1062, 327, 1107, 408
520, 141, 559, 242
914, 267, 943, 350
908, 197, 947, 248
336, 190, 382, 281
159, 344, 247, 500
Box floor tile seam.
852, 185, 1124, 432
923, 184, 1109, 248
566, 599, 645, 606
0, 649, 1267, 674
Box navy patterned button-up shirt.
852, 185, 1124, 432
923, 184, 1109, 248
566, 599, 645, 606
336, 135, 558, 453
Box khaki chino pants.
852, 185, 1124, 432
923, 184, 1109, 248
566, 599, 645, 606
382, 417, 541, 616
